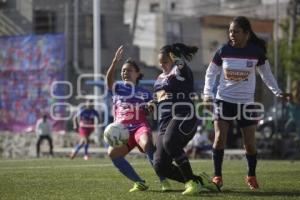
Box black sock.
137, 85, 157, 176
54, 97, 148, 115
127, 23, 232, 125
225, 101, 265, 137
246, 153, 257, 176
213, 148, 224, 176
174, 154, 194, 182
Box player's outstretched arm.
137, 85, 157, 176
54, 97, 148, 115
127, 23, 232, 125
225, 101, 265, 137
106, 45, 124, 90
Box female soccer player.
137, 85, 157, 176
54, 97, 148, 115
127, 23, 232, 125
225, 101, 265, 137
152, 43, 219, 195
106, 45, 170, 192
203, 16, 289, 190
70, 99, 100, 160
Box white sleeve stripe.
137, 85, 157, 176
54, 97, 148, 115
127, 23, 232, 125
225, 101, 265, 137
256, 60, 282, 96
203, 62, 221, 99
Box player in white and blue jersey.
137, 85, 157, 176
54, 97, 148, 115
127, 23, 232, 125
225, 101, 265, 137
203, 16, 290, 190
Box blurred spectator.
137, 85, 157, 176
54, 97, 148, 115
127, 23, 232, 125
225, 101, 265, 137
35, 114, 53, 158
186, 126, 212, 158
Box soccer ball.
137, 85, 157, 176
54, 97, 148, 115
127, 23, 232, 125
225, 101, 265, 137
103, 122, 129, 147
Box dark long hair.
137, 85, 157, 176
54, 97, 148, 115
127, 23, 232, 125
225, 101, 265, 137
231, 16, 266, 54
160, 43, 198, 61
124, 58, 144, 85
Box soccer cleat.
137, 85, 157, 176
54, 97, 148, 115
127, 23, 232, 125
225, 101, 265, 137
212, 176, 223, 188
129, 181, 149, 192
199, 172, 221, 192
245, 176, 259, 190
69, 152, 76, 160
83, 155, 89, 160
161, 179, 171, 192
182, 180, 200, 195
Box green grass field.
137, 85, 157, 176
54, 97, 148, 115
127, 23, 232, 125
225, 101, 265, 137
1, 158, 300, 200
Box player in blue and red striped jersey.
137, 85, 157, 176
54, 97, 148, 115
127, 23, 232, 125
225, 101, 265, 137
70, 99, 100, 160
105, 45, 170, 192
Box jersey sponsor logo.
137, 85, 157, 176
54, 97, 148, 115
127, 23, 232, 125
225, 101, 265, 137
224, 69, 250, 81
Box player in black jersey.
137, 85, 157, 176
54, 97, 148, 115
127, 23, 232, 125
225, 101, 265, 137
151, 43, 219, 195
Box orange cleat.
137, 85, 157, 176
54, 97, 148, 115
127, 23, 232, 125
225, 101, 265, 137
212, 176, 223, 188
245, 176, 259, 190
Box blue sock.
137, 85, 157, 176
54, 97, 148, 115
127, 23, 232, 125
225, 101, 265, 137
246, 153, 257, 176
74, 144, 83, 155
112, 157, 143, 182
84, 144, 89, 156
213, 148, 224, 176
146, 150, 165, 181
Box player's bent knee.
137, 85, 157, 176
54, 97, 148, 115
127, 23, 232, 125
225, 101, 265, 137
244, 146, 256, 155
213, 143, 225, 150
107, 148, 115, 158
139, 134, 152, 151
138, 141, 148, 152
107, 145, 129, 159
213, 138, 226, 149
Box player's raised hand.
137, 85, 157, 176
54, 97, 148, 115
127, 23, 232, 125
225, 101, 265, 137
114, 45, 124, 62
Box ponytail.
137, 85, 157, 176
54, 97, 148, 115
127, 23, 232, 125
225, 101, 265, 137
160, 43, 198, 61
249, 30, 266, 54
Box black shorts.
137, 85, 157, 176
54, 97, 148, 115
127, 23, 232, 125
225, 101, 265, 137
214, 100, 258, 128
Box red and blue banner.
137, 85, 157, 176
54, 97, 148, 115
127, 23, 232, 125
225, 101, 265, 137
0, 34, 65, 132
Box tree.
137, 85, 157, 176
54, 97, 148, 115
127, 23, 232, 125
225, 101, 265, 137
268, 19, 300, 103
